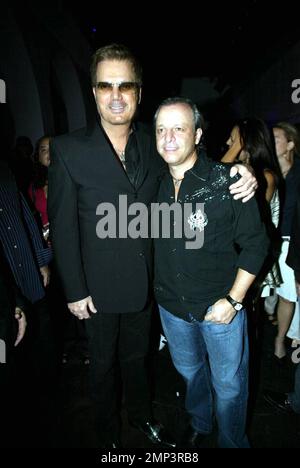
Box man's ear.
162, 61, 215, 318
195, 128, 202, 145
287, 141, 295, 152
92, 87, 97, 100
138, 87, 142, 105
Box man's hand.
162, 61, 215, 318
229, 164, 258, 203
68, 296, 97, 320
14, 308, 27, 346
40, 265, 50, 287
204, 298, 237, 325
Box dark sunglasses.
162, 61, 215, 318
96, 81, 140, 93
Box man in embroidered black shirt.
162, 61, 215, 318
154, 97, 269, 448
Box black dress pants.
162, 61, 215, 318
18, 297, 58, 394
85, 307, 152, 443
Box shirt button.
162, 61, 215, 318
171, 248, 177, 253
8, 226, 11, 230
18, 264, 22, 267
0, 208, 3, 212
176, 273, 181, 278
181, 296, 185, 301
14, 245, 17, 249
139, 252, 145, 258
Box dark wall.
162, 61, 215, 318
0, 1, 95, 147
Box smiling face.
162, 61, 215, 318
92, 59, 141, 131
155, 103, 202, 169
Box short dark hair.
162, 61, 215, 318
154, 97, 204, 131
90, 43, 143, 87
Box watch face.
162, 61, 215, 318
235, 303, 243, 311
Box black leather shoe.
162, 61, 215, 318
180, 425, 208, 448
130, 419, 176, 448
101, 440, 122, 448
263, 390, 294, 414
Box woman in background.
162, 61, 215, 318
28, 136, 51, 243
223, 118, 282, 289
272, 122, 300, 358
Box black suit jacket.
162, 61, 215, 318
48, 121, 165, 314
287, 193, 300, 282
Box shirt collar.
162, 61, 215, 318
164, 150, 212, 184
185, 150, 212, 180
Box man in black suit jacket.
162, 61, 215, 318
48, 44, 257, 448
287, 193, 300, 293
286, 195, 300, 412
264, 194, 300, 414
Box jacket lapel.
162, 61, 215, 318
85, 120, 134, 190
134, 124, 152, 191
85, 120, 153, 192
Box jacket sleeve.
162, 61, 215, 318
0, 245, 28, 312
232, 196, 270, 275
48, 139, 89, 303
20, 193, 52, 267
287, 195, 300, 282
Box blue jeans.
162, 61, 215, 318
159, 305, 250, 448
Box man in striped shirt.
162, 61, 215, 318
0, 161, 51, 301
0, 160, 56, 394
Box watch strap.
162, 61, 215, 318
226, 295, 243, 311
